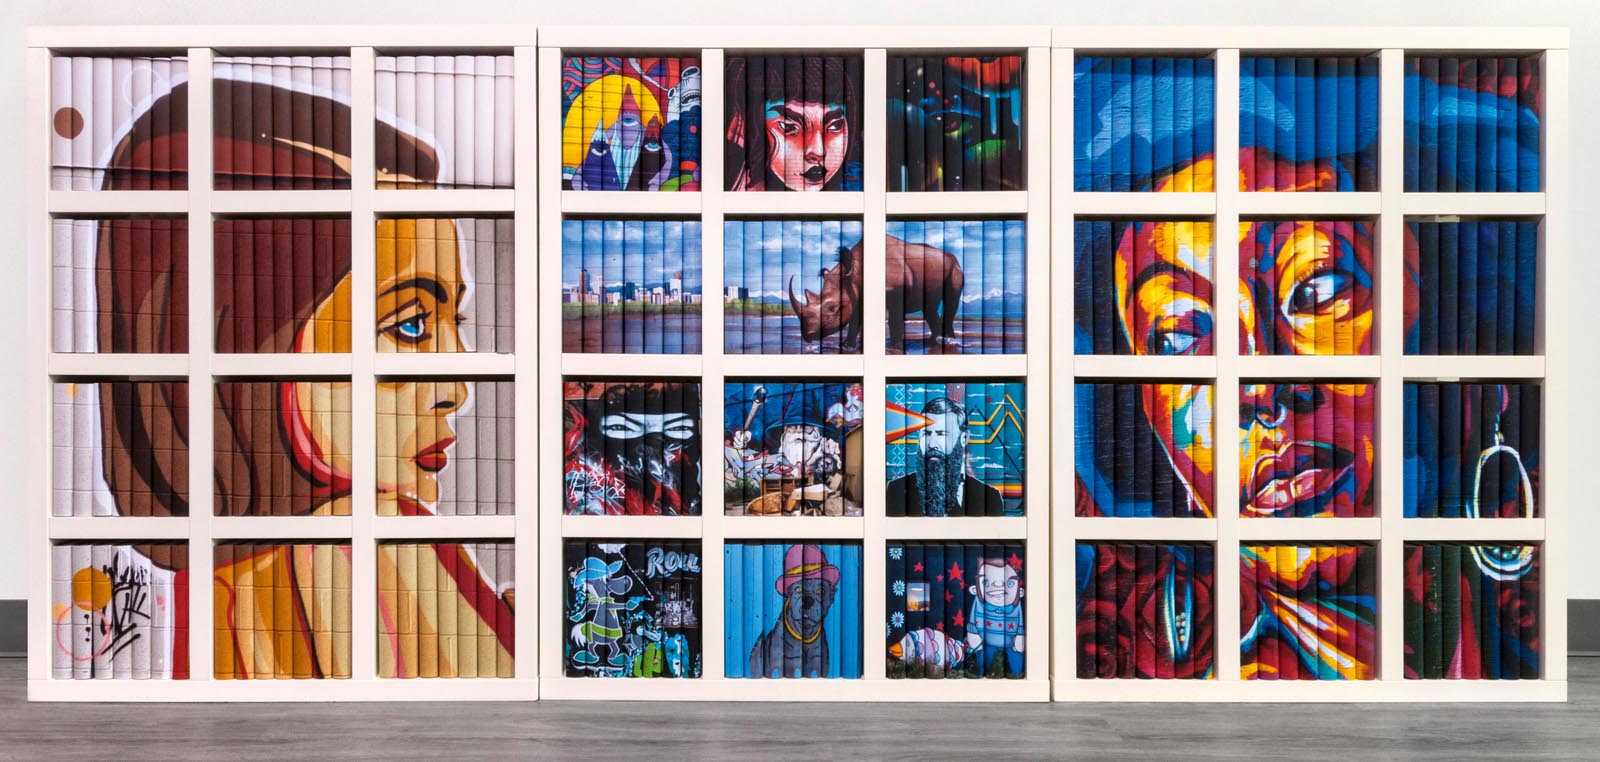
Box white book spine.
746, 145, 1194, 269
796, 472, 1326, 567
454, 55, 476, 188
150, 554, 174, 679
474, 55, 495, 188
493, 55, 514, 189
52, 219, 72, 352
111, 57, 133, 182
130, 547, 153, 680
475, 376, 496, 512
70, 57, 93, 190
311, 55, 333, 97
72, 219, 93, 352
90, 543, 113, 679
71, 382, 95, 518
51, 545, 72, 678
437, 380, 457, 516
70, 544, 92, 679
398, 56, 418, 187
51, 56, 73, 189
292, 55, 313, 92
433, 56, 455, 187
454, 381, 479, 513
496, 381, 515, 515
473, 218, 494, 354
494, 219, 514, 352
52, 383, 73, 517
332, 56, 353, 101
90, 57, 112, 188
416, 57, 436, 175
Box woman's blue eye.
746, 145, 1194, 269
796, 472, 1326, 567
1157, 332, 1197, 355
396, 316, 426, 339
1291, 273, 1349, 312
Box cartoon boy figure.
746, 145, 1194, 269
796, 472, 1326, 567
568, 556, 641, 671
966, 555, 1024, 675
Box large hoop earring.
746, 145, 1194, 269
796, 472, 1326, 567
1469, 385, 1537, 579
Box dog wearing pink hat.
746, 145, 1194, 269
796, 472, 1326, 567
750, 544, 840, 678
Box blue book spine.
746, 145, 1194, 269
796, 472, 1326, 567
1420, 383, 1440, 518
1420, 57, 1439, 192
1355, 57, 1380, 191
1439, 222, 1460, 353
1477, 58, 1498, 192
1111, 57, 1133, 192
1075, 384, 1096, 515
1404, 383, 1419, 518
1336, 56, 1356, 190
1093, 383, 1116, 515
1256, 57, 1277, 191
842, 543, 862, 679
1514, 220, 1537, 354
1131, 57, 1154, 190
1316, 57, 1337, 191
1516, 56, 1540, 192
1497, 221, 1517, 356
925, 543, 945, 678
1404, 57, 1420, 192
1458, 59, 1479, 192
741, 542, 763, 678
822, 543, 842, 678
1153, 57, 1174, 188
763, 543, 785, 677
1498, 58, 1518, 192
1240, 57, 1255, 188
1114, 383, 1136, 517
1074, 220, 1094, 354
1092, 221, 1115, 355
1458, 221, 1480, 354
1074, 56, 1093, 192
1090, 57, 1113, 191
1174, 57, 1194, 181
1439, 58, 1459, 192
1194, 57, 1215, 173
1439, 384, 1463, 517
724, 543, 743, 678
1294, 58, 1316, 190
1478, 221, 1499, 355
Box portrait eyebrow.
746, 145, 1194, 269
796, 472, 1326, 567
823, 107, 846, 122
1126, 262, 1190, 307
377, 297, 424, 326
379, 277, 449, 303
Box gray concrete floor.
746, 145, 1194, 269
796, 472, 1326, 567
2, 657, 1598, 761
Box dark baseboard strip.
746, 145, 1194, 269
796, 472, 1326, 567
2, 598, 1599, 659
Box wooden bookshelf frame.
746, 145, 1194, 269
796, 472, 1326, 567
536, 26, 1053, 702
24, 25, 541, 701
1049, 26, 1569, 702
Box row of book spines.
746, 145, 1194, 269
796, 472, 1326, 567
50, 56, 190, 191
1072, 56, 1216, 193
1076, 542, 1214, 679
213, 57, 352, 190
885, 383, 1020, 518
560, 58, 698, 193
561, 219, 703, 355
378, 542, 514, 679
213, 218, 352, 353
1402, 383, 1541, 519
884, 221, 1028, 356
1239, 56, 1380, 192
212, 542, 352, 680
214, 382, 352, 518
53, 382, 190, 518
722, 220, 863, 356
1406, 220, 1538, 356
1073, 220, 1212, 356
379, 217, 516, 354
725, 56, 863, 193
376, 55, 515, 190
1073, 383, 1209, 519
887, 542, 1025, 680
886, 55, 1024, 193
1403, 543, 1540, 680
1403, 56, 1541, 193
51, 543, 189, 680
562, 381, 702, 517
723, 542, 864, 679
377, 381, 515, 517
1236, 382, 1373, 519
562, 540, 702, 679
1242, 543, 1376, 681
52, 218, 190, 354
1242, 220, 1374, 356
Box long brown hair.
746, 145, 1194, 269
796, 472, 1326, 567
97, 76, 442, 518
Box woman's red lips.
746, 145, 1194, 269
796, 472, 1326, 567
414, 437, 455, 472
1247, 441, 1352, 516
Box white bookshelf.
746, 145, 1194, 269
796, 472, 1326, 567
536, 26, 1052, 702
24, 26, 541, 701
1048, 27, 1568, 702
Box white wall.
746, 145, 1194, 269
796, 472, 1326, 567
2, 0, 1594, 600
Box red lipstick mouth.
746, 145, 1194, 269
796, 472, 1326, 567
1246, 441, 1352, 516
414, 437, 456, 473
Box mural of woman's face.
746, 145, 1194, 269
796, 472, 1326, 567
1115, 218, 1218, 516
1239, 383, 1375, 517
764, 98, 849, 190
1239, 221, 1375, 356
291, 218, 470, 516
